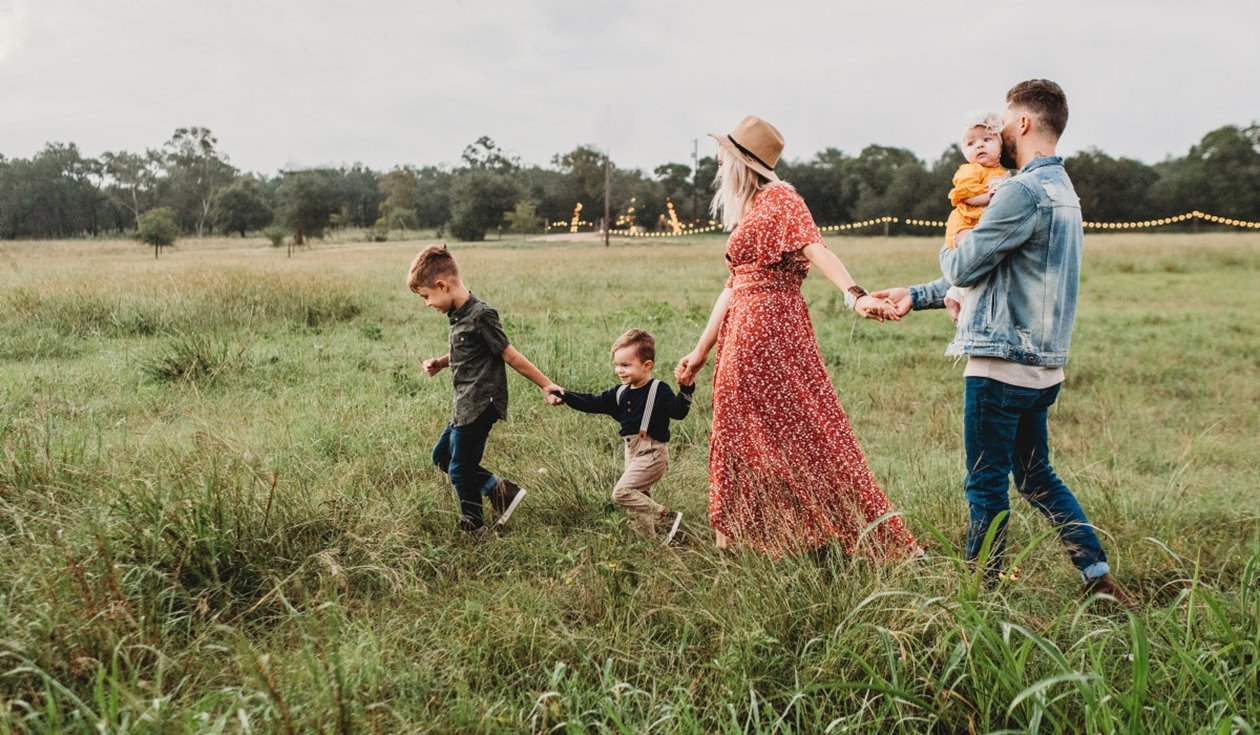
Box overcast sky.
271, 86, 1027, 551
2, 0, 1257, 175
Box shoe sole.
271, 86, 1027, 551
663, 512, 683, 544
494, 488, 527, 527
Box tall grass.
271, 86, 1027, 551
0, 233, 1257, 733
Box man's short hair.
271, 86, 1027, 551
407, 244, 460, 292
611, 329, 655, 363
1007, 79, 1069, 140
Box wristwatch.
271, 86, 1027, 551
844, 285, 868, 311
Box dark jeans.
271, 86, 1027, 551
963, 377, 1109, 580
431, 406, 500, 531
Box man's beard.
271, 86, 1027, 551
999, 132, 1018, 170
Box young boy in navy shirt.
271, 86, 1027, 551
554, 329, 694, 542
408, 244, 563, 537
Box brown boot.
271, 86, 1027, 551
1082, 574, 1138, 609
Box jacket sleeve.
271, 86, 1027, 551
940, 181, 1038, 288
560, 386, 618, 415
910, 276, 951, 310
664, 383, 694, 420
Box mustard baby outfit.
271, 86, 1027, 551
945, 163, 1010, 248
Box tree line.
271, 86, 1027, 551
2, 123, 1258, 243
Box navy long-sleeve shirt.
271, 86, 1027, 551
561, 380, 694, 443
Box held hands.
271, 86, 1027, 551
674, 349, 708, 386
869, 287, 913, 318
856, 294, 901, 322
422, 356, 449, 376
543, 384, 565, 406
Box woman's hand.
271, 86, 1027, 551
870, 287, 912, 317
675, 349, 709, 385
856, 295, 900, 322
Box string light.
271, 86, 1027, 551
573, 208, 1260, 238
1082, 210, 1260, 229
818, 216, 900, 233
612, 223, 724, 238
666, 198, 683, 235
615, 197, 639, 233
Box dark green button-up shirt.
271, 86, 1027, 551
447, 293, 510, 426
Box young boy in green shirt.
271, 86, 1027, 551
408, 244, 563, 536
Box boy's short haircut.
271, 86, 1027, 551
408, 244, 460, 292
1006, 79, 1069, 140
611, 329, 655, 363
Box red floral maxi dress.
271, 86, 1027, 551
708, 182, 919, 557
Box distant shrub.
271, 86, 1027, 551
136, 207, 179, 257
264, 225, 287, 248
505, 199, 544, 235
370, 218, 390, 242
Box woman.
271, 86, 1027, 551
675, 115, 920, 558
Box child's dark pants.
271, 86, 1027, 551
431, 406, 500, 531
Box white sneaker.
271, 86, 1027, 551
492, 480, 527, 528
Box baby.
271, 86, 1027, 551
943, 112, 1010, 319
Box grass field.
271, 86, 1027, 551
1, 231, 1257, 733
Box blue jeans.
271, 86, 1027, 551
431, 406, 500, 531
963, 377, 1109, 581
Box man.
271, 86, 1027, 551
875, 79, 1132, 604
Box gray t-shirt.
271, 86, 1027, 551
447, 293, 510, 426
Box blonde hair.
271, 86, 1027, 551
963, 111, 1004, 139
710, 151, 770, 231
407, 244, 460, 292
611, 328, 655, 363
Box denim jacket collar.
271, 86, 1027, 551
1020, 155, 1063, 174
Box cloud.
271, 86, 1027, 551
1, 0, 1258, 173
0, 0, 26, 63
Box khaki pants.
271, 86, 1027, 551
613, 435, 669, 537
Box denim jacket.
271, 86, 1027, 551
910, 156, 1082, 368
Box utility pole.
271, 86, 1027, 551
603, 151, 611, 248
691, 138, 699, 222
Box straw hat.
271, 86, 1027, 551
709, 115, 783, 182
